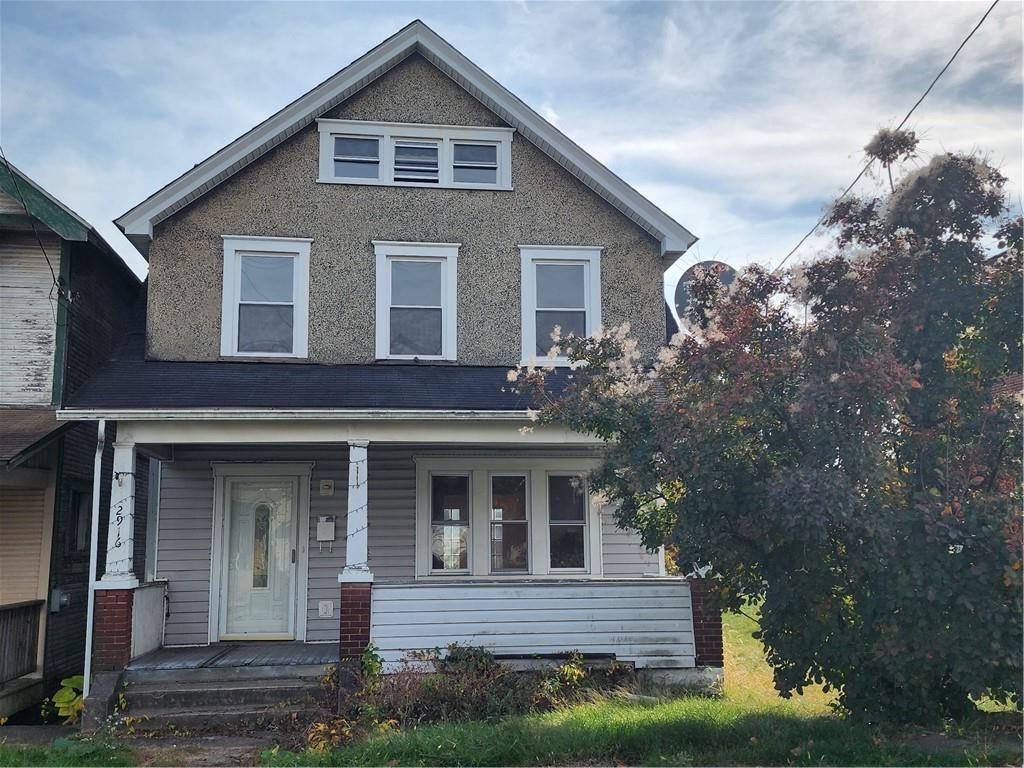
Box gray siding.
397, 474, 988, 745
371, 581, 695, 670
602, 506, 663, 576
157, 446, 660, 645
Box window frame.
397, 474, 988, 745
331, 134, 382, 182
413, 457, 604, 580
546, 473, 589, 573
373, 241, 459, 361
220, 235, 311, 359
317, 119, 513, 190
428, 471, 472, 575
519, 245, 602, 366
488, 471, 531, 575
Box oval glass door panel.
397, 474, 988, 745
224, 480, 295, 637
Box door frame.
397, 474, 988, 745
208, 463, 312, 643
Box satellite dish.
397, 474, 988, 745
674, 261, 737, 322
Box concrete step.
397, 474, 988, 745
123, 663, 332, 686
119, 703, 314, 733
124, 677, 326, 711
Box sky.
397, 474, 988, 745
2, 0, 1021, 298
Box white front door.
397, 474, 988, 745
219, 477, 298, 639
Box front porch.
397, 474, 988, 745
70, 413, 722, 722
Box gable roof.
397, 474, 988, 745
0, 159, 140, 283
116, 20, 697, 259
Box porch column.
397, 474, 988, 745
99, 441, 139, 587
339, 440, 372, 665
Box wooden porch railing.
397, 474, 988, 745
0, 600, 44, 684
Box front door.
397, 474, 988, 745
219, 477, 298, 639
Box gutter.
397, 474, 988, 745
57, 408, 534, 422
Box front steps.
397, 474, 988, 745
119, 663, 333, 733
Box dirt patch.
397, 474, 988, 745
128, 734, 274, 767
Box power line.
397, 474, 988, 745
772, 0, 1002, 273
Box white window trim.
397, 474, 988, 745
519, 245, 602, 366
220, 235, 311, 359
414, 457, 603, 580
427, 470, 473, 575
546, 472, 590, 574
318, 120, 514, 190
373, 241, 459, 361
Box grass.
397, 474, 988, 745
262, 612, 1023, 767
0, 736, 131, 767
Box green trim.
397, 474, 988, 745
0, 163, 89, 241
51, 241, 71, 406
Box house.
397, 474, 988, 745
0, 161, 150, 717
59, 21, 724, 726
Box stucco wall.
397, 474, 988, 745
146, 54, 665, 365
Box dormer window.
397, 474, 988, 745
318, 120, 512, 190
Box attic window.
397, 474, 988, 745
318, 119, 513, 190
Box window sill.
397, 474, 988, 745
317, 176, 513, 192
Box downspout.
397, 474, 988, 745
82, 418, 106, 698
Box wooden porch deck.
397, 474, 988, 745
127, 642, 336, 671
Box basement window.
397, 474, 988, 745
318, 119, 513, 190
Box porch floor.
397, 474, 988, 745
127, 642, 336, 671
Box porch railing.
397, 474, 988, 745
0, 600, 44, 684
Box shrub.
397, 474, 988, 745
346, 645, 631, 726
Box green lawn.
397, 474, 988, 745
263, 612, 1022, 767
0, 737, 130, 767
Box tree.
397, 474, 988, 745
514, 130, 1022, 723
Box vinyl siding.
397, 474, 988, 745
371, 581, 696, 669
0, 488, 47, 604
157, 445, 660, 645
602, 506, 662, 576
0, 232, 60, 404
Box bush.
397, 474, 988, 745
346, 644, 632, 726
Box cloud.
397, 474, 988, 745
1, 0, 1019, 290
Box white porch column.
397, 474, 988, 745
99, 441, 139, 588
340, 440, 372, 581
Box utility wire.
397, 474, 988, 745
772, 0, 1002, 273
0, 143, 70, 314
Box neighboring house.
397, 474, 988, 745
60, 21, 723, 725
0, 161, 150, 717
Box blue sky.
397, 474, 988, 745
2, 0, 1021, 293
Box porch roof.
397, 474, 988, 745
62, 359, 573, 412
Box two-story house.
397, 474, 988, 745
0, 161, 150, 717
61, 21, 723, 726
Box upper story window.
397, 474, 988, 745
318, 120, 513, 190
220, 235, 311, 358
373, 241, 458, 361
519, 246, 602, 365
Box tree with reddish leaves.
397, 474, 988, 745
515, 130, 1022, 723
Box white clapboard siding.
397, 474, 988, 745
371, 581, 695, 670
0, 489, 47, 604
0, 233, 60, 404
0, 191, 26, 214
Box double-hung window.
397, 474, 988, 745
220, 236, 311, 358
520, 246, 602, 364
373, 241, 458, 360
548, 475, 587, 570
318, 120, 513, 190
490, 474, 529, 573
430, 474, 470, 572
